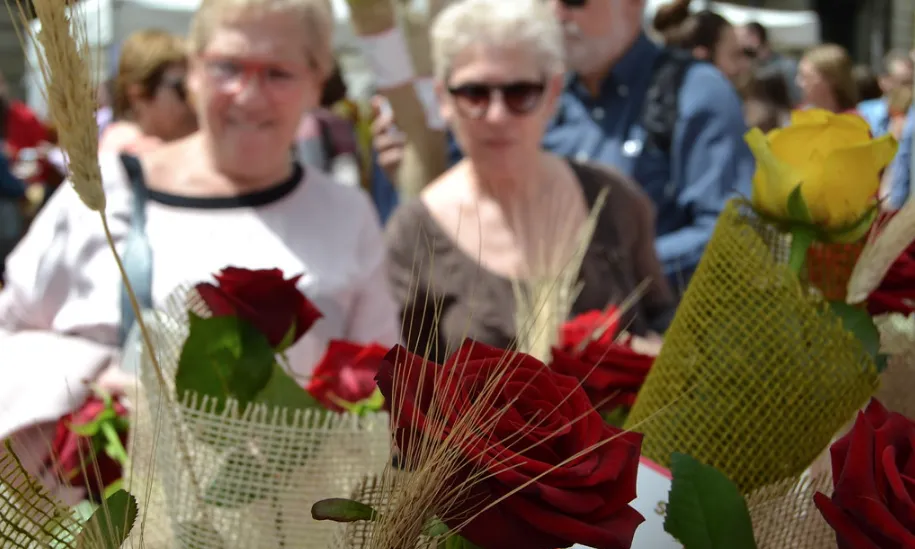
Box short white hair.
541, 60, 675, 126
431, 0, 565, 82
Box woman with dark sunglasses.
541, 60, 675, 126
385, 0, 675, 363
98, 29, 197, 155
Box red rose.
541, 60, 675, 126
376, 340, 643, 549
814, 399, 915, 548
553, 310, 654, 411
46, 396, 129, 502
551, 336, 654, 412
307, 340, 388, 412
561, 309, 620, 350
196, 267, 323, 349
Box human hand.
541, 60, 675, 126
371, 95, 405, 182
630, 333, 663, 357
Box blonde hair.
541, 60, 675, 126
431, 0, 565, 81
803, 44, 858, 111
114, 29, 187, 119
188, 0, 334, 80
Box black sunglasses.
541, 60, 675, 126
447, 81, 546, 119
560, 0, 588, 7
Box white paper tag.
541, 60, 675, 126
570, 458, 681, 549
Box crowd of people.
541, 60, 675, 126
1, 0, 914, 493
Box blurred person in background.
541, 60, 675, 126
853, 65, 883, 102
0, 0, 398, 502
886, 106, 913, 210
858, 50, 914, 137
295, 63, 362, 188
652, 0, 750, 86
374, 0, 755, 294
0, 72, 55, 276
741, 64, 793, 132
888, 85, 913, 140
737, 21, 801, 106
0, 151, 27, 282
386, 0, 674, 363
99, 29, 197, 155
797, 44, 858, 114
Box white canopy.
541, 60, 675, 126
644, 0, 821, 50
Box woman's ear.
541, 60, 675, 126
692, 46, 710, 60
434, 79, 453, 125
544, 72, 565, 118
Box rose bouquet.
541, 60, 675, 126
550, 308, 656, 426
313, 340, 644, 549
654, 398, 915, 548
123, 267, 390, 549
626, 110, 893, 493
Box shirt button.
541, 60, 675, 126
618, 85, 629, 97
575, 150, 590, 162
592, 107, 605, 120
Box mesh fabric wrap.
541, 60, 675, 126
123, 288, 391, 549
625, 200, 878, 492
747, 471, 835, 549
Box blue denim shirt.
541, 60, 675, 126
889, 107, 914, 209
858, 98, 891, 138
447, 34, 754, 285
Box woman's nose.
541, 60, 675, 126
485, 91, 512, 124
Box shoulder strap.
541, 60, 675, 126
117, 153, 154, 349
640, 48, 694, 154
317, 115, 337, 166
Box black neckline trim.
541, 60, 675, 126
145, 163, 305, 209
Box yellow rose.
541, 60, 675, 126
744, 109, 898, 239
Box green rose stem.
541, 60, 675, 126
788, 227, 816, 275
99, 421, 128, 469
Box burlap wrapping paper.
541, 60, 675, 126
625, 200, 879, 493
874, 314, 915, 419
122, 288, 391, 549
747, 471, 835, 549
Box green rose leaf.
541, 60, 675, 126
423, 517, 450, 537
252, 363, 322, 412
334, 388, 386, 416
828, 301, 884, 372
442, 535, 485, 549
175, 314, 276, 413
77, 489, 138, 549
786, 185, 813, 224
204, 447, 270, 508
311, 498, 378, 522
664, 453, 758, 549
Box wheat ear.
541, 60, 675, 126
15, 0, 212, 516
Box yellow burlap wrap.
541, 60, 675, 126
625, 200, 879, 492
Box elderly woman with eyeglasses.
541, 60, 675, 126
385, 0, 676, 363
0, 0, 399, 502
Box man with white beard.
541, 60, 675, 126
374, 0, 755, 294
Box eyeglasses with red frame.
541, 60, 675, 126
198, 54, 314, 95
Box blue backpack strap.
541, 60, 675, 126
117, 154, 153, 349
